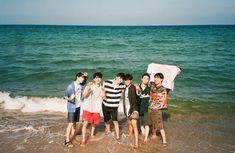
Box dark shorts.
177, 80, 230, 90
67, 107, 80, 123
149, 109, 163, 130
102, 103, 118, 122
139, 112, 149, 126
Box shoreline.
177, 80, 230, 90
0, 108, 234, 153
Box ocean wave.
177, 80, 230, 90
0, 91, 125, 114
1, 90, 234, 114
0, 91, 66, 112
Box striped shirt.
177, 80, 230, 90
103, 79, 125, 107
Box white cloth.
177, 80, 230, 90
146, 63, 181, 91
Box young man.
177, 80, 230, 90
80, 72, 106, 147
102, 73, 125, 140
63, 72, 87, 147
123, 74, 140, 149
149, 73, 168, 145
135, 73, 151, 143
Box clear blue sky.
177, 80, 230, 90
0, 0, 235, 25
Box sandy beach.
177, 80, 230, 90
1, 107, 234, 153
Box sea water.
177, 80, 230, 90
0, 25, 235, 153
0, 25, 235, 111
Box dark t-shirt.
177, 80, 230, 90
138, 85, 151, 114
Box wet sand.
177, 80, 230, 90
0, 109, 235, 153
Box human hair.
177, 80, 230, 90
124, 74, 133, 80
74, 72, 84, 80
93, 72, 103, 79
141, 73, 150, 79
154, 73, 164, 79
116, 73, 125, 80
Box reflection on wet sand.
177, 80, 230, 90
0, 109, 234, 153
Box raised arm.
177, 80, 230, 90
134, 84, 141, 96
162, 89, 168, 106
101, 86, 107, 100
83, 82, 93, 98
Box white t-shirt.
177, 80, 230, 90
124, 86, 131, 115
73, 82, 82, 107
83, 84, 103, 113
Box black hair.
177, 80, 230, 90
154, 73, 164, 79
74, 72, 84, 80
124, 74, 133, 80
141, 73, 150, 79
93, 72, 103, 79
116, 73, 125, 80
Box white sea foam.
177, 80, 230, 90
11, 126, 38, 132
0, 91, 126, 113
0, 91, 66, 112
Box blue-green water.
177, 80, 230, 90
1, 25, 235, 153
0, 25, 235, 112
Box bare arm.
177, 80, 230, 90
134, 84, 141, 95
101, 86, 106, 100
162, 90, 168, 106
83, 82, 93, 98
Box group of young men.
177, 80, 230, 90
63, 71, 168, 148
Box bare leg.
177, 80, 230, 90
66, 123, 74, 142
140, 125, 145, 136
160, 129, 167, 143
105, 121, 111, 133
144, 125, 149, 142
128, 120, 133, 138
82, 121, 89, 142
152, 128, 157, 139
113, 121, 120, 139
71, 123, 76, 138
131, 119, 138, 148
91, 124, 96, 137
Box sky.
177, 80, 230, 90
0, 0, 235, 25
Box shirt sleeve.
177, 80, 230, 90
64, 84, 73, 97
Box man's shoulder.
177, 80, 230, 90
129, 84, 136, 90
129, 84, 137, 94
66, 82, 75, 89
160, 86, 167, 92
104, 80, 113, 84
119, 82, 125, 86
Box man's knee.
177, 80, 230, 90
113, 121, 119, 125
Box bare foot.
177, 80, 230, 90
90, 136, 96, 142
162, 142, 168, 147
80, 141, 86, 147
133, 145, 139, 149
151, 135, 157, 140
143, 139, 149, 144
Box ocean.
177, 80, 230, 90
0, 25, 235, 153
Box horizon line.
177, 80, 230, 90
0, 23, 235, 27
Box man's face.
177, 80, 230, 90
154, 76, 162, 85
77, 76, 85, 83
115, 76, 123, 84
124, 79, 131, 86
141, 76, 150, 85
94, 76, 102, 84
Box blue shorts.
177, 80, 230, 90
67, 107, 80, 123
